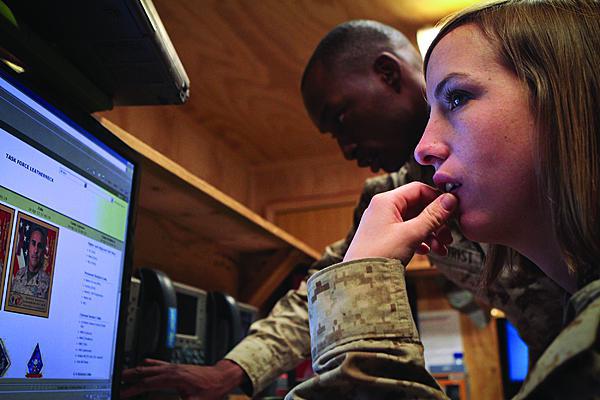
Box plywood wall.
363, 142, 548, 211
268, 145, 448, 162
251, 154, 376, 212
97, 106, 253, 206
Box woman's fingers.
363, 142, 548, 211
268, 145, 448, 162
415, 225, 454, 257
344, 182, 457, 263
402, 193, 457, 247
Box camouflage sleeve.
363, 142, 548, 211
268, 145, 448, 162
224, 279, 312, 396
286, 258, 448, 400
224, 173, 401, 395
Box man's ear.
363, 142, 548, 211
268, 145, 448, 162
374, 52, 403, 93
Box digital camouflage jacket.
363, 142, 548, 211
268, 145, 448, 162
286, 260, 600, 399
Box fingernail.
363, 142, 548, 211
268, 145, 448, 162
440, 193, 457, 211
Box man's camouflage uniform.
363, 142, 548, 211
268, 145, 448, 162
226, 161, 564, 396
11, 267, 50, 299
286, 261, 600, 399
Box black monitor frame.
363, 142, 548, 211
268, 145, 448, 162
496, 318, 527, 399
0, 60, 141, 399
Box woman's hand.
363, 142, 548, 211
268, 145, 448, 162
344, 182, 458, 265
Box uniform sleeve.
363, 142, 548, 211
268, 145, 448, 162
225, 174, 400, 395
225, 279, 312, 396
286, 258, 448, 400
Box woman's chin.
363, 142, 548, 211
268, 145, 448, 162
457, 213, 497, 244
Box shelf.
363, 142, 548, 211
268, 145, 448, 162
98, 117, 320, 307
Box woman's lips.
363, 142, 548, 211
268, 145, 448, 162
433, 174, 462, 194
443, 182, 462, 193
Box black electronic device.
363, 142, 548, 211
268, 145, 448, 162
0, 56, 140, 399
205, 292, 243, 365
124, 270, 251, 368
171, 281, 208, 366
496, 318, 529, 399
134, 268, 178, 365
124, 276, 142, 368
3, 0, 190, 109
238, 301, 259, 338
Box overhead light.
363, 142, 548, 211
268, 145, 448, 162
416, 26, 441, 60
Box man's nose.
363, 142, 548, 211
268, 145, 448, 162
338, 141, 358, 160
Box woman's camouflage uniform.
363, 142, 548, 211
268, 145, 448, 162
286, 260, 599, 399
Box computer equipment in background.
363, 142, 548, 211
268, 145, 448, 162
238, 301, 259, 336
124, 269, 258, 368
171, 281, 208, 366
497, 318, 529, 399
123, 276, 142, 368
135, 268, 178, 364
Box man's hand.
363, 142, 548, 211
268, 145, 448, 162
121, 359, 247, 400
344, 182, 457, 264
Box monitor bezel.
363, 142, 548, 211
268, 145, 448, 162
496, 318, 528, 399
0, 62, 141, 399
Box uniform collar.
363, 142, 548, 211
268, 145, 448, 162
563, 278, 600, 325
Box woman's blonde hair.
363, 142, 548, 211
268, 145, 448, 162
424, 0, 600, 288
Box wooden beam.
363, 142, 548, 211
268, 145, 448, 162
240, 249, 308, 308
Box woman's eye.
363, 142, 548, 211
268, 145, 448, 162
445, 90, 470, 110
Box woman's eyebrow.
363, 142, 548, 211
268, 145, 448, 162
433, 72, 470, 100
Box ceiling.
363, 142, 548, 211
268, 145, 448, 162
150, 0, 478, 166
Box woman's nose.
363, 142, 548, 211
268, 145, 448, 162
414, 118, 448, 167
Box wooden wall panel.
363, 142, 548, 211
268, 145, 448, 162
250, 154, 376, 215
252, 154, 376, 253
460, 313, 504, 400
133, 207, 241, 296
97, 106, 253, 206
271, 198, 356, 252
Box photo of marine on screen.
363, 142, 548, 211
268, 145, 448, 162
0, 204, 15, 308
5, 212, 58, 318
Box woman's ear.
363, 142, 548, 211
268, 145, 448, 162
374, 52, 403, 93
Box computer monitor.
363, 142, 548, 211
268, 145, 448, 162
0, 66, 138, 399
497, 318, 529, 398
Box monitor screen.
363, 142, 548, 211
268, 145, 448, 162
505, 319, 529, 381
176, 292, 198, 336
497, 318, 529, 398
0, 69, 137, 399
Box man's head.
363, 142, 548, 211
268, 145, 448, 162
27, 227, 46, 273
301, 20, 428, 173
